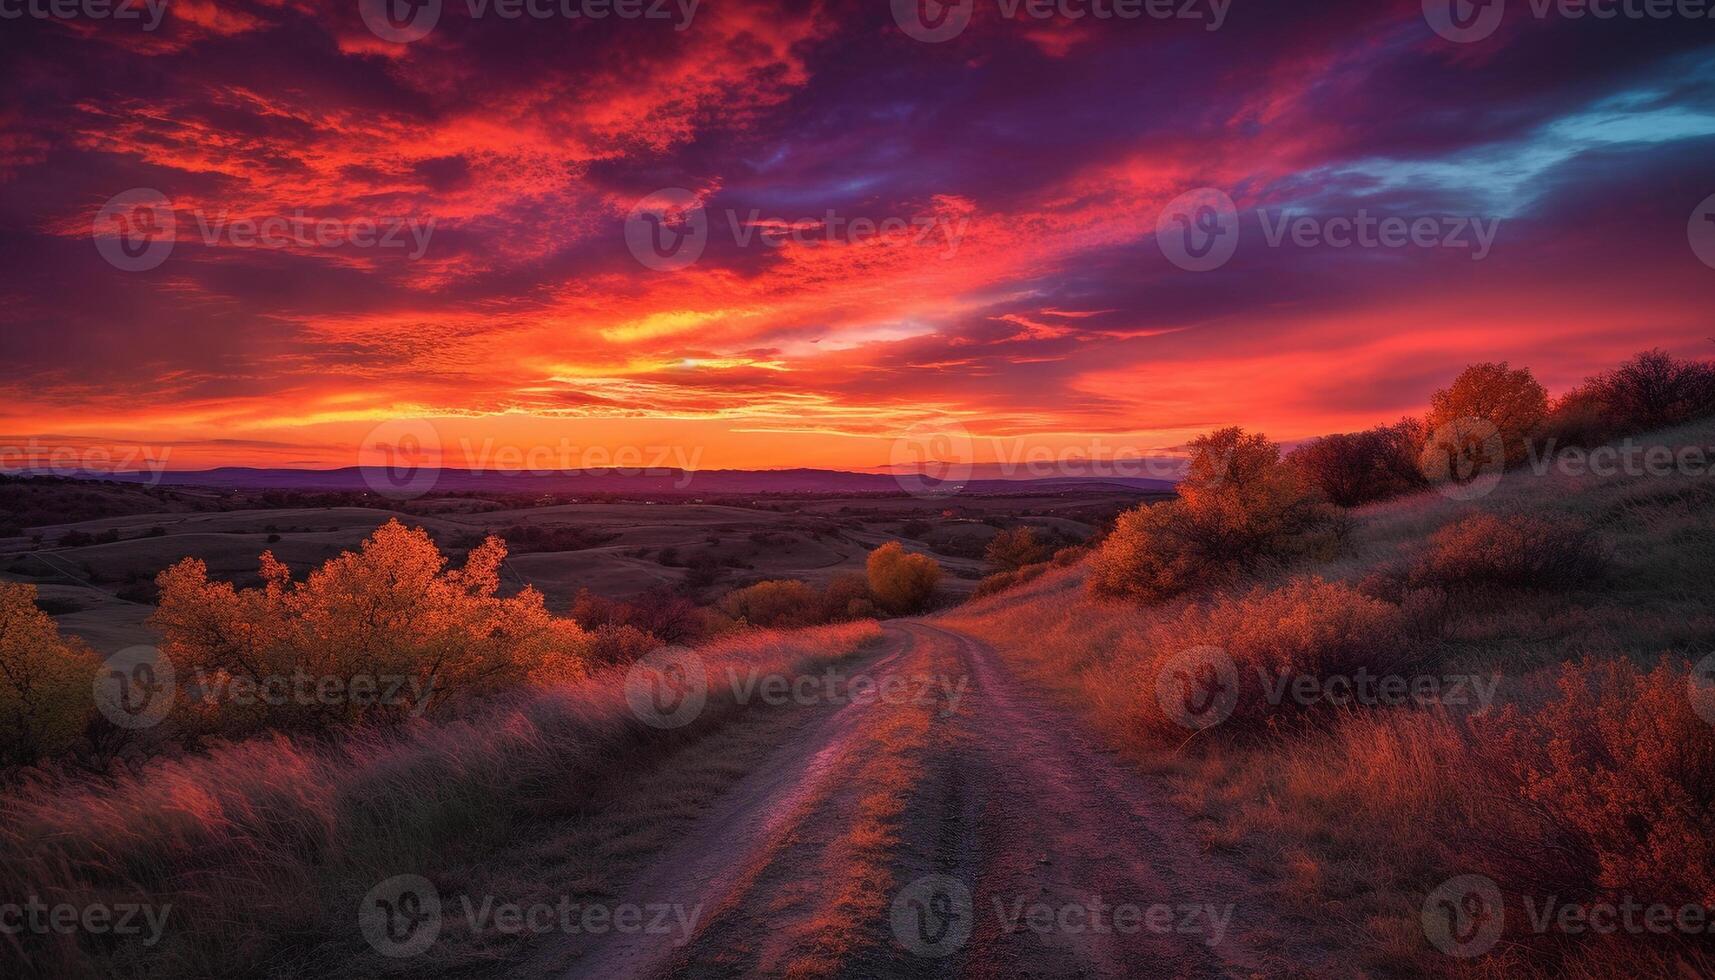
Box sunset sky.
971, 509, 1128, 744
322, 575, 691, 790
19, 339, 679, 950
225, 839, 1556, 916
2, 0, 1713, 472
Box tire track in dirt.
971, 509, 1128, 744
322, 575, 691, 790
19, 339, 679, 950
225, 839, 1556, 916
553, 622, 1319, 979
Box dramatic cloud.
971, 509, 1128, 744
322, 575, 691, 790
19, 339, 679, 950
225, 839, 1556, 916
1, 0, 1711, 469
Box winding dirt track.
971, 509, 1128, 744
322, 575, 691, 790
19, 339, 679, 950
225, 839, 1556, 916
552, 622, 1314, 979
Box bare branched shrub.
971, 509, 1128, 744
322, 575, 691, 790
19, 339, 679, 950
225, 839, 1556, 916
1138, 576, 1413, 741
1411, 513, 1608, 592
1286, 419, 1428, 507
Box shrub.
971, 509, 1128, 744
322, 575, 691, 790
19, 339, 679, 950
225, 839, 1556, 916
0, 583, 101, 771
866, 541, 942, 615
1487, 656, 1715, 912
817, 572, 876, 622
1285, 419, 1428, 507
985, 526, 1048, 571
1542, 381, 1624, 449
1424, 361, 1548, 468
1051, 545, 1088, 566
971, 562, 1049, 599
1141, 576, 1413, 740
719, 579, 822, 628
1412, 513, 1608, 592
1089, 428, 1335, 602
582, 623, 659, 668
0, 621, 883, 978
571, 589, 729, 645
151, 520, 590, 741
1579, 349, 1715, 434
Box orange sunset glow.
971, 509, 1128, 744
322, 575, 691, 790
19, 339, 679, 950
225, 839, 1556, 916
4, 0, 1713, 473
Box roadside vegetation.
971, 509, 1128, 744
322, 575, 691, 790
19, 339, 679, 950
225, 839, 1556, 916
0, 519, 917, 977
946, 349, 1715, 977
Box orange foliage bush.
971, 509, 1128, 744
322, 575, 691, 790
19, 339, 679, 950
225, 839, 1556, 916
866, 541, 941, 615
1090, 428, 1335, 602
0, 583, 101, 770
152, 519, 589, 739
1488, 656, 1715, 910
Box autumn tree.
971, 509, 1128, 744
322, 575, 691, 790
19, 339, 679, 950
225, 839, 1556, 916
866, 542, 942, 615
152, 519, 590, 738
0, 583, 100, 770
1090, 427, 1335, 602
1424, 362, 1548, 468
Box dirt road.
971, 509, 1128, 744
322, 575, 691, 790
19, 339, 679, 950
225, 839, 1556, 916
551, 622, 1314, 979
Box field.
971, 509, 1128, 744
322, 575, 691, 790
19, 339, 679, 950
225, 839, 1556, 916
0, 480, 1160, 654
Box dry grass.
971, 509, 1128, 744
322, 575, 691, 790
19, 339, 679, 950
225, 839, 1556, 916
942, 418, 1715, 977
0, 621, 882, 979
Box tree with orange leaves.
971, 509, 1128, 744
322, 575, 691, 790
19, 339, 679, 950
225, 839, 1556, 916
152, 519, 589, 739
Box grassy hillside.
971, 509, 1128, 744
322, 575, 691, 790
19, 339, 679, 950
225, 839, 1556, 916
0, 621, 883, 979
940, 416, 1715, 977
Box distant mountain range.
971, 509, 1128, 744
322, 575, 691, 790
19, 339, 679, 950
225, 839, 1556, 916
36, 466, 1176, 495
